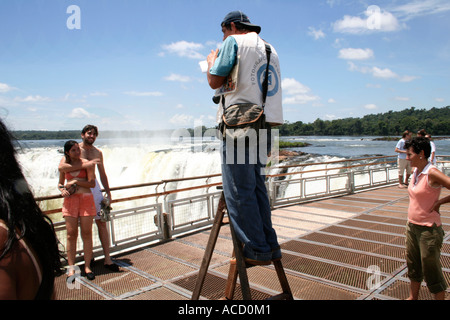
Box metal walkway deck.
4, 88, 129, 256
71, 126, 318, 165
54, 185, 450, 300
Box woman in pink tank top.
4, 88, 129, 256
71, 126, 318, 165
405, 137, 450, 300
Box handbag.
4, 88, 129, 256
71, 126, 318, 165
219, 43, 272, 143
99, 196, 112, 222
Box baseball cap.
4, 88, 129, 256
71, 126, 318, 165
221, 11, 261, 34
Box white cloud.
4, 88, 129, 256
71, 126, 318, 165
395, 96, 410, 101
328, 98, 336, 103
14, 95, 51, 103
68, 107, 97, 119
0, 82, 15, 93
398, 75, 420, 82
364, 104, 377, 110
339, 48, 374, 60
123, 91, 163, 97
90, 92, 108, 96
282, 78, 320, 105
308, 27, 325, 40
169, 113, 194, 126
347, 62, 418, 82
333, 6, 402, 34
326, 0, 338, 8
164, 73, 191, 82
390, 0, 450, 21
334, 15, 367, 33
282, 78, 312, 95
161, 41, 205, 60
371, 66, 398, 79
333, 1, 450, 36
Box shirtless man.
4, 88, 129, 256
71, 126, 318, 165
59, 125, 118, 271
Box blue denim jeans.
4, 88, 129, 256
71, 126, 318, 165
220, 129, 280, 262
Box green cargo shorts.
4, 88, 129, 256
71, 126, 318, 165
406, 222, 447, 294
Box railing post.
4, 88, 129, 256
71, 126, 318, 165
108, 220, 116, 248
347, 171, 355, 194
267, 179, 274, 209
162, 213, 171, 240
162, 191, 172, 240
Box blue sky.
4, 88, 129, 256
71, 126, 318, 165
0, 0, 449, 131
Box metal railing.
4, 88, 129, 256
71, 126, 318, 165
267, 156, 400, 207
35, 155, 450, 260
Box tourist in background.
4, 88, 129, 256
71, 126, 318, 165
425, 134, 437, 165
405, 137, 450, 300
395, 130, 412, 188
417, 129, 427, 137
0, 119, 64, 299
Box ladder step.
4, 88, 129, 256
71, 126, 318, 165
192, 192, 293, 300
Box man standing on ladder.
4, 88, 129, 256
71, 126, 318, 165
207, 11, 283, 265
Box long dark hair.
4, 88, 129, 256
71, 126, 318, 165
64, 140, 78, 163
0, 119, 64, 299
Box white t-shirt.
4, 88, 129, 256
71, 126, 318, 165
396, 138, 407, 159
429, 141, 436, 164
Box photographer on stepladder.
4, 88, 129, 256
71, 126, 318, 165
206, 11, 283, 265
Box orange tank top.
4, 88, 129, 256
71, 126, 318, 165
65, 169, 87, 180
407, 164, 442, 227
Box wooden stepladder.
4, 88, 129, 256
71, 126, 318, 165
191, 191, 293, 300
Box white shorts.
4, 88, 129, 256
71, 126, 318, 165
91, 179, 104, 220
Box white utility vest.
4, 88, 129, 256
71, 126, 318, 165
216, 32, 283, 125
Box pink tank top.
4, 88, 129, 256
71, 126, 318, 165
408, 164, 442, 227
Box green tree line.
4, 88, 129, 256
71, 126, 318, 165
12, 130, 81, 140
279, 106, 450, 136
12, 106, 449, 140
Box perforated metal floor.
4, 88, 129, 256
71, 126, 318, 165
54, 185, 450, 300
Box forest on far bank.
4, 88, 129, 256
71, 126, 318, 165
279, 106, 449, 136
11, 106, 450, 140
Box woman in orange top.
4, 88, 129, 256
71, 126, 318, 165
405, 137, 450, 300
59, 140, 96, 280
